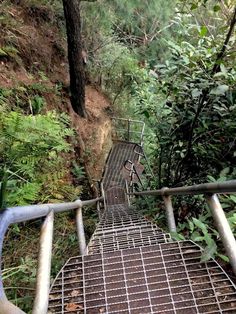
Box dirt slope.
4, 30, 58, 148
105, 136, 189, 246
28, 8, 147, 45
0, 0, 113, 183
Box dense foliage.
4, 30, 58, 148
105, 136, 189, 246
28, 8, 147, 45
137, 3, 236, 187
82, 0, 236, 186
0, 107, 76, 206
81, 0, 236, 261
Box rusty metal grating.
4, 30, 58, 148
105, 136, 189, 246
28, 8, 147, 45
48, 241, 236, 314
49, 139, 236, 313
102, 142, 139, 190
105, 186, 127, 205
87, 223, 169, 254
87, 203, 169, 254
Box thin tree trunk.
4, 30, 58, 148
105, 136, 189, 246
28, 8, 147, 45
62, 0, 87, 118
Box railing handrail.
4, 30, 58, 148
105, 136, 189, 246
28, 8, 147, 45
132, 179, 236, 276
111, 117, 145, 125
111, 117, 145, 144
133, 180, 236, 197
0, 196, 103, 314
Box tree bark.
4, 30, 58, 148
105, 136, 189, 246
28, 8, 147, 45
62, 0, 87, 118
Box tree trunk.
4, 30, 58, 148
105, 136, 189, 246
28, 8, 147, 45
62, 0, 87, 118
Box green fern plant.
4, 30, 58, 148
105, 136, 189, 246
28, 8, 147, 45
0, 109, 75, 206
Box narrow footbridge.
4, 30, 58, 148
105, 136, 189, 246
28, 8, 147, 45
1, 118, 236, 314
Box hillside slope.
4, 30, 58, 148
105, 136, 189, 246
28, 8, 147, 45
1, 0, 112, 184
1, 1, 113, 311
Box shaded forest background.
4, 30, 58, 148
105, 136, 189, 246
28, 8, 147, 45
0, 0, 236, 311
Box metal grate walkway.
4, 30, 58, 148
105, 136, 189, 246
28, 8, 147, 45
48, 140, 236, 314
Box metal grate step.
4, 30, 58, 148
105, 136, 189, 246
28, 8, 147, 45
88, 203, 169, 254
103, 142, 139, 190
48, 137, 236, 313
48, 241, 236, 314
87, 227, 169, 254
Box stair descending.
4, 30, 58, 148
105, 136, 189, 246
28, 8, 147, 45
48, 141, 236, 314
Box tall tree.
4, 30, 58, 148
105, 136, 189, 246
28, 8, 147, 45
62, 0, 87, 118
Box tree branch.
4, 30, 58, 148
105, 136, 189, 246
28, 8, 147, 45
175, 6, 236, 183
212, 6, 236, 74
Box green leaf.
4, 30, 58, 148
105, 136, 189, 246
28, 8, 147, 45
207, 175, 216, 182
188, 220, 194, 232
227, 213, 236, 227
17, 86, 27, 92
213, 5, 221, 12
220, 63, 227, 76
191, 88, 202, 98
199, 26, 208, 37
210, 84, 229, 95
201, 241, 217, 262
192, 236, 205, 242
220, 167, 230, 177
192, 218, 208, 234
229, 195, 236, 203
0, 48, 7, 56
142, 110, 150, 118
191, 231, 200, 240
204, 232, 214, 247
190, 3, 198, 10
217, 253, 229, 263
170, 232, 185, 241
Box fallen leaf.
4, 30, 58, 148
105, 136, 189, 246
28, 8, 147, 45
71, 290, 80, 297
65, 303, 83, 312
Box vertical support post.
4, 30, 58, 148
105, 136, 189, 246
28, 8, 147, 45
140, 122, 145, 145
206, 194, 236, 275
33, 211, 54, 314
76, 206, 86, 255
125, 180, 131, 207
162, 188, 176, 232
127, 119, 130, 142
97, 200, 101, 220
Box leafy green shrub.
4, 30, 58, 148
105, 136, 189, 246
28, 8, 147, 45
0, 109, 75, 206
0, 84, 51, 113
136, 3, 236, 187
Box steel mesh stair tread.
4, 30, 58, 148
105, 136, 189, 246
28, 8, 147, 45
87, 226, 169, 254
48, 241, 236, 314
105, 142, 137, 165
103, 142, 139, 189
48, 138, 236, 313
